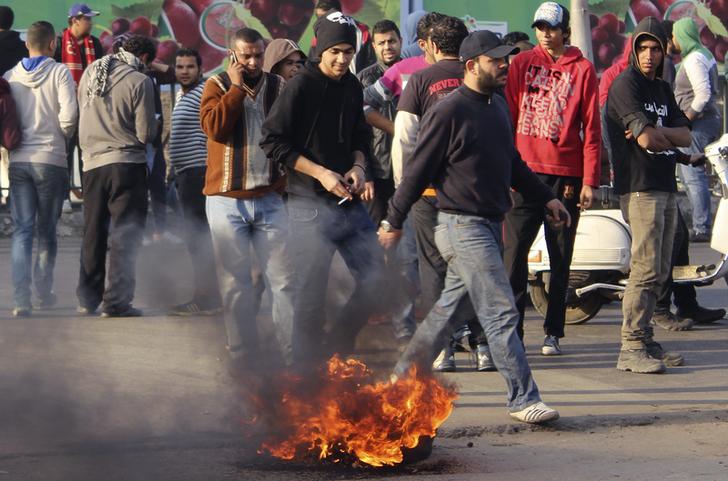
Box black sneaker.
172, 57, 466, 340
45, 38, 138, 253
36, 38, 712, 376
676, 306, 725, 324
77, 305, 97, 316
12, 306, 31, 317
690, 230, 710, 243
35, 293, 57, 310
475, 343, 496, 372
169, 301, 222, 317
651, 311, 693, 331
541, 335, 562, 356
101, 306, 143, 318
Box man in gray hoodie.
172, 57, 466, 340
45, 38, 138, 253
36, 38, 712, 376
76, 35, 157, 318
4, 20, 78, 316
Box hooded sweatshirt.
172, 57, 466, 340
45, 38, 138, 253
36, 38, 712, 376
672, 18, 721, 120
0, 30, 28, 76
263, 38, 306, 75
260, 59, 372, 202
505, 44, 601, 187
606, 17, 690, 195
3, 57, 77, 167
77, 57, 157, 171
400, 10, 427, 59
0, 77, 21, 150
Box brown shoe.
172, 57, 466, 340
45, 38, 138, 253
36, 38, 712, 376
651, 311, 693, 331
645, 341, 684, 367
617, 349, 666, 374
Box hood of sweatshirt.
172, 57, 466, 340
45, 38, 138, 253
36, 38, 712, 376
402, 10, 427, 48
630, 16, 667, 79
532, 43, 585, 65
263, 38, 306, 74
673, 17, 714, 62
9, 57, 56, 88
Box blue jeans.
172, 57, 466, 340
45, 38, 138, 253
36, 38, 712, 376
391, 217, 418, 340
395, 212, 541, 412
287, 195, 387, 361
678, 115, 721, 234
9, 163, 68, 308
206, 193, 296, 364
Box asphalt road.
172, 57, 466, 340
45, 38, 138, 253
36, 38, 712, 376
0, 238, 726, 480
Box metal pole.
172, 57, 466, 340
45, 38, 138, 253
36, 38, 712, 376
570, 0, 594, 64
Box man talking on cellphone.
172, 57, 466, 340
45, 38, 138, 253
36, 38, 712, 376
200, 27, 295, 375
261, 12, 390, 363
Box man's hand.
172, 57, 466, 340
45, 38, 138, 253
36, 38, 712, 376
545, 198, 572, 228
360, 181, 375, 202
377, 226, 402, 249
317, 168, 352, 200
579, 185, 594, 210
344, 166, 365, 194
226, 56, 245, 87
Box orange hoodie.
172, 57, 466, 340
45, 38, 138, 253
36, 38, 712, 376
505, 45, 601, 187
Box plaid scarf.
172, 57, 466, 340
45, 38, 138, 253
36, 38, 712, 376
84, 48, 144, 107
61, 28, 97, 86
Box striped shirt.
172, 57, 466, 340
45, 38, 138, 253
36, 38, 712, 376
169, 82, 207, 173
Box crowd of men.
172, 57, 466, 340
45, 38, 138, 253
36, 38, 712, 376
1, 1, 726, 424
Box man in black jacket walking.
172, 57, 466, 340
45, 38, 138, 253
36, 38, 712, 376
261, 12, 387, 362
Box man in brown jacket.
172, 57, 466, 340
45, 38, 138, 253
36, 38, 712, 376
200, 27, 295, 372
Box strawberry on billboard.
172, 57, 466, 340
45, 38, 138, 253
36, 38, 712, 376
11, 0, 398, 75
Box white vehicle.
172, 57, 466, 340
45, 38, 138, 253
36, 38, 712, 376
527, 133, 728, 324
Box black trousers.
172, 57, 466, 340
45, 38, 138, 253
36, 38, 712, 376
77, 163, 148, 312
411, 197, 486, 345
148, 147, 167, 234
656, 208, 698, 311
504, 174, 582, 339
365, 177, 396, 226
175, 167, 221, 307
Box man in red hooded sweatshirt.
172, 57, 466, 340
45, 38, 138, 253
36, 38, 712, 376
504, 1, 601, 356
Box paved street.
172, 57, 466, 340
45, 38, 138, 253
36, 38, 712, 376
0, 237, 727, 480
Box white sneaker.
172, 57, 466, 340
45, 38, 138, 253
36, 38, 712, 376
541, 335, 562, 356
62, 199, 73, 213
510, 401, 559, 424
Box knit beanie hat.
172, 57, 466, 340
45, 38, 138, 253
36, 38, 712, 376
314, 11, 357, 57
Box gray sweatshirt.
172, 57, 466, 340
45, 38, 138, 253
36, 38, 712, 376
674, 51, 721, 120
78, 58, 157, 171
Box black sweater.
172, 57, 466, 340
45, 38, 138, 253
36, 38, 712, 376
260, 60, 372, 201
0, 30, 28, 76
386, 85, 554, 229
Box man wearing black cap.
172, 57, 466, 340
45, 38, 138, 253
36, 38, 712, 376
261, 12, 386, 362
379, 30, 570, 424
606, 17, 692, 374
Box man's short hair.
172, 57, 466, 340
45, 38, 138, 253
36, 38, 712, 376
0, 6, 14, 30
122, 35, 157, 61
416, 12, 446, 42
176, 47, 202, 68
372, 20, 400, 38
25, 21, 55, 51
315, 0, 342, 12
662, 20, 674, 40
231, 28, 263, 47
503, 31, 530, 46
429, 15, 469, 56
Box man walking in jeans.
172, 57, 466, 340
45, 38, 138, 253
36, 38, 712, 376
168, 47, 221, 316
201, 28, 295, 370
379, 30, 569, 423
4, 21, 77, 316
504, 2, 601, 356
606, 17, 691, 373
261, 12, 381, 362
76, 35, 157, 317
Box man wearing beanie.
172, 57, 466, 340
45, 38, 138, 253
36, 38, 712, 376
379, 30, 569, 424
261, 12, 388, 363
504, 1, 601, 356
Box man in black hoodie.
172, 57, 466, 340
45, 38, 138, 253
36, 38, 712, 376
606, 17, 692, 374
0, 7, 28, 76
261, 11, 382, 362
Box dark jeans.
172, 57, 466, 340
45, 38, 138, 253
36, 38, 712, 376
77, 163, 148, 313
504, 174, 582, 339
66, 129, 82, 191
148, 146, 167, 234
287, 195, 388, 361
175, 167, 221, 307
656, 208, 698, 312
411, 197, 485, 344
365, 177, 395, 226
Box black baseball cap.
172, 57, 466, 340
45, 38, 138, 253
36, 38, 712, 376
459, 30, 519, 62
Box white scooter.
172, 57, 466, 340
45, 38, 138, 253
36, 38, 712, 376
527, 133, 728, 324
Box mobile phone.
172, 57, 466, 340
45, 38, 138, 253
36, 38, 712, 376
229, 51, 238, 64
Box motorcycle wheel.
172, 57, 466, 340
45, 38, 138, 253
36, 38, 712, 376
529, 282, 603, 325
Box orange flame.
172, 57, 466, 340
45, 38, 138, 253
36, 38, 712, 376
250, 355, 458, 467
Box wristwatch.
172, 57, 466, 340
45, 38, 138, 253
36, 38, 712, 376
380, 220, 396, 232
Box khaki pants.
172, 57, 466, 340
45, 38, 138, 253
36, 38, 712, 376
619, 192, 677, 350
